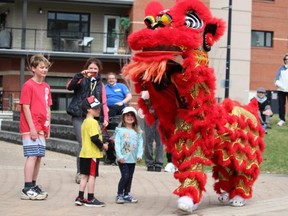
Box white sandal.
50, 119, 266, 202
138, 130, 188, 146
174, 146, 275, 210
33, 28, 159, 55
230, 195, 246, 207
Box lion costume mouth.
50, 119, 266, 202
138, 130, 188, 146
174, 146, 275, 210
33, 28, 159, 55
143, 45, 184, 52
133, 46, 184, 62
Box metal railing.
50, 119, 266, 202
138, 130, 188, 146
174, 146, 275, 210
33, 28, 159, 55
0, 27, 131, 54
0, 91, 21, 112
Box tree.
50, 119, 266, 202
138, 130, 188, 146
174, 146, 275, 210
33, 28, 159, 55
118, 17, 131, 53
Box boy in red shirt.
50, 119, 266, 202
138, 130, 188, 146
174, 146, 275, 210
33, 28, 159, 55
19, 54, 52, 200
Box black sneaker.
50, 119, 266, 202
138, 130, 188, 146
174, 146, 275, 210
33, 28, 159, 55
154, 166, 162, 172
75, 197, 86, 206
84, 198, 105, 207
104, 159, 113, 165
147, 166, 154, 172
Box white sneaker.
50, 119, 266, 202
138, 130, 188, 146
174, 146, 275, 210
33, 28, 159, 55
277, 120, 285, 126
20, 186, 47, 200
164, 162, 176, 173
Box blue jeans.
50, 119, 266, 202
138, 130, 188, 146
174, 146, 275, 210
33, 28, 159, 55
117, 163, 136, 195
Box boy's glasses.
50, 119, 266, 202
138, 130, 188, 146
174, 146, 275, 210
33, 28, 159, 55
257, 91, 265, 94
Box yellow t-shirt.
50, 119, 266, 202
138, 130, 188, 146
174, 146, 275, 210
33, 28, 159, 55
79, 117, 103, 158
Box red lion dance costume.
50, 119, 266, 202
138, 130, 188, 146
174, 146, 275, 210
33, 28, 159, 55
122, 0, 265, 213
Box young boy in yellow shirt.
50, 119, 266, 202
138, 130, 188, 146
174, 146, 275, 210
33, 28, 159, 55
75, 96, 108, 207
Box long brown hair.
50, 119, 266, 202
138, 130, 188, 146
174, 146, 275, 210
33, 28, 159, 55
121, 112, 140, 133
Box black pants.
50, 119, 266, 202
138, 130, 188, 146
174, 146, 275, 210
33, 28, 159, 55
278, 91, 288, 121
117, 163, 136, 195
166, 153, 172, 163
108, 105, 125, 117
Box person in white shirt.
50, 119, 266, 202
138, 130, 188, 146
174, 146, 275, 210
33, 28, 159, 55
274, 53, 288, 126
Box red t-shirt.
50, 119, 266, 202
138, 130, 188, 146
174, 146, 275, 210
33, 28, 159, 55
19, 79, 52, 133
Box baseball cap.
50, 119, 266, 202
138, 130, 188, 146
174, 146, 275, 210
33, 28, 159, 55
81, 96, 102, 112
122, 106, 137, 116
257, 87, 266, 93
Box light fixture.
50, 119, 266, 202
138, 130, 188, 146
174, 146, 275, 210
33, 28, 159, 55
39, 8, 43, 14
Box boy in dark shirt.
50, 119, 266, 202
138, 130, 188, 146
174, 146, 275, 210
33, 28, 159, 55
255, 87, 273, 133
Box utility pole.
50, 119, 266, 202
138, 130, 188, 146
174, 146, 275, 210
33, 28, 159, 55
20, 0, 27, 90
224, 0, 232, 98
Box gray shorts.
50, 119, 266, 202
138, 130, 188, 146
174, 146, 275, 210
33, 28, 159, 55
22, 134, 46, 157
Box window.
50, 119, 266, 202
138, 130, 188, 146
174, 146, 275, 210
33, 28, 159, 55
251, 30, 273, 47
46, 77, 71, 89
47, 11, 90, 38
51, 92, 73, 111
45, 77, 73, 111
103, 15, 120, 53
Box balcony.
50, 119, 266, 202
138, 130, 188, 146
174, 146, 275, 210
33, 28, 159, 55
0, 27, 131, 58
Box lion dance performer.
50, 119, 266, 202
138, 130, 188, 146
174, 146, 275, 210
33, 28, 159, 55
122, 0, 265, 213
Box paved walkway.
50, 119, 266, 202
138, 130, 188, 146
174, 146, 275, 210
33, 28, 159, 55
0, 140, 288, 216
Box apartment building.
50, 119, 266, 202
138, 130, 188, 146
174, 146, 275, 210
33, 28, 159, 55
0, 0, 286, 111
0, 0, 133, 111
251, 0, 288, 96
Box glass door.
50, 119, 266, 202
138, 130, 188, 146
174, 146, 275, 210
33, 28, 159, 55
103, 15, 120, 53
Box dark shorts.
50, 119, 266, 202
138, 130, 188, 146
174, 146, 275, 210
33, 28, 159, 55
79, 158, 100, 177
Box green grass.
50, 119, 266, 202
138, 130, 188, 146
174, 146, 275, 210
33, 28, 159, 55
260, 115, 288, 174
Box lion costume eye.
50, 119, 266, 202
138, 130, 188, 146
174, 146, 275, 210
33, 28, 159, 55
144, 16, 156, 28
185, 11, 203, 29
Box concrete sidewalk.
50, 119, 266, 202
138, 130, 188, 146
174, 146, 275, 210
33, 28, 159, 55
0, 140, 287, 216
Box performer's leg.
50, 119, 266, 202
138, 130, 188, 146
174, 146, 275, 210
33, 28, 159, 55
212, 103, 264, 204
172, 118, 210, 207
213, 163, 257, 207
